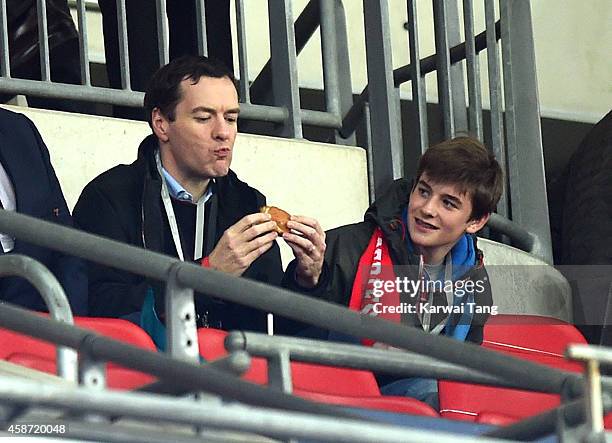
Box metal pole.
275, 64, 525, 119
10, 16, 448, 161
155, 0, 169, 67
363, 0, 404, 196
432, 0, 454, 138
0, 211, 580, 396
327, 0, 355, 145
486, 213, 535, 253
36, 0, 51, 82
0, 376, 511, 443
364, 102, 376, 204
249, 0, 320, 105
75, 0, 91, 85
319, 0, 341, 115
500, 0, 553, 263
340, 20, 501, 141
195, 0, 208, 56
485, 0, 508, 217
0, 0, 9, 77
268, 0, 302, 138
0, 255, 77, 382
463, 0, 483, 140
116, 0, 131, 90
165, 263, 199, 363
0, 302, 356, 419
228, 331, 561, 392
235, 0, 250, 103
406, 0, 428, 154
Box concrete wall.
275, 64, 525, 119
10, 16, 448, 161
2, 105, 368, 265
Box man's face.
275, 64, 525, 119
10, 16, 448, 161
155, 76, 239, 185
407, 173, 487, 262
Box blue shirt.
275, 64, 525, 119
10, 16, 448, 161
161, 167, 214, 203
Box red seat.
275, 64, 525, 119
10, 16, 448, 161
197, 328, 437, 416
439, 314, 587, 424
0, 316, 157, 390
295, 389, 439, 416
197, 328, 379, 395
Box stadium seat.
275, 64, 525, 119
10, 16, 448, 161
439, 314, 587, 424
198, 327, 379, 395
296, 389, 439, 416
197, 328, 438, 416
0, 316, 157, 390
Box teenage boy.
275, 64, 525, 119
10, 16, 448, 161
321, 136, 503, 406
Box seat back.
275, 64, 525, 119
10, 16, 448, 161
0, 316, 157, 390
198, 328, 445, 416
197, 328, 380, 395
295, 390, 439, 417
439, 315, 587, 424
477, 238, 572, 321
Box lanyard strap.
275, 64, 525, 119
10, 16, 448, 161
418, 253, 453, 334
155, 151, 207, 261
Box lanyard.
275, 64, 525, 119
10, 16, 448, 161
418, 253, 453, 334
155, 151, 207, 261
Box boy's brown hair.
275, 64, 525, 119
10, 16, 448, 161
416, 136, 503, 221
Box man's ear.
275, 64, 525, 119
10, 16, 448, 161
151, 108, 169, 142
466, 213, 490, 234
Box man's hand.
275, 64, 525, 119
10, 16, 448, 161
282, 215, 326, 288
208, 213, 278, 276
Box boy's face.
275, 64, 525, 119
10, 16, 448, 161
407, 173, 489, 263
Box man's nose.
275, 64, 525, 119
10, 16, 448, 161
213, 118, 231, 140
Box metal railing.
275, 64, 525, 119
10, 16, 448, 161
226, 331, 579, 394
0, 210, 584, 397
0, 0, 552, 262
0, 254, 77, 381
0, 207, 607, 441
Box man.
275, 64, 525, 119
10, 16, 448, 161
319, 136, 503, 406
73, 56, 325, 342
0, 106, 87, 314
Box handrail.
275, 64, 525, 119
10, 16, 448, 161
0, 255, 77, 382
136, 351, 251, 396
485, 396, 612, 441
0, 374, 505, 443
0, 210, 584, 397
486, 213, 535, 253
226, 331, 575, 394
0, 302, 359, 420
337, 21, 501, 139
249, 0, 320, 105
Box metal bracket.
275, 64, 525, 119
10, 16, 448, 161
567, 345, 609, 443
268, 350, 293, 394
165, 263, 199, 363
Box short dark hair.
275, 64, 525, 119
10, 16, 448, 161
415, 136, 504, 220
144, 55, 237, 128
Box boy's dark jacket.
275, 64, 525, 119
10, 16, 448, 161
320, 178, 493, 344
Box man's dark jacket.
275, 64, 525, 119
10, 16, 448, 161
321, 178, 493, 344
73, 134, 308, 332
0, 107, 87, 314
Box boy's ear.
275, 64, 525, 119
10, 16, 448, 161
466, 213, 490, 234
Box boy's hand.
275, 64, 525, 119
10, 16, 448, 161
208, 213, 278, 276
283, 215, 326, 288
